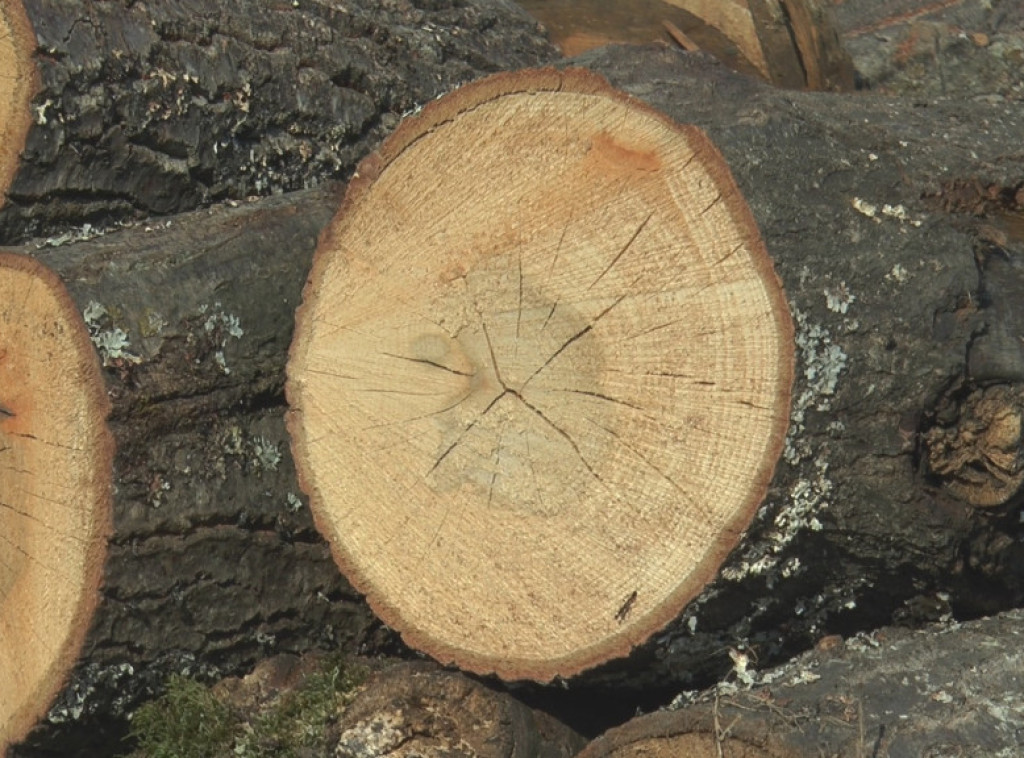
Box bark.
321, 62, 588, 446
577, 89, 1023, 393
579, 609, 1024, 757
0, 0, 556, 244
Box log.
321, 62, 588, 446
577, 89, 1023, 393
130, 655, 586, 758
333, 661, 586, 758
291, 47, 1024, 707
579, 609, 1024, 757
523, 44, 1024, 696
285, 67, 795, 682
0, 254, 112, 754
662, 0, 855, 91
0, 0, 556, 244
5, 187, 381, 757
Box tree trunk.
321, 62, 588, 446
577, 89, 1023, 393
579, 609, 1024, 757
287, 48, 1024, 704
0, 0, 556, 244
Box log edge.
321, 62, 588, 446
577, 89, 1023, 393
0, 0, 39, 211
0, 252, 114, 752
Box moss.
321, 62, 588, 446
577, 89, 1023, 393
125, 656, 366, 758
126, 675, 234, 758
238, 658, 365, 758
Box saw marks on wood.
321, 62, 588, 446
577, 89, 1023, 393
287, 68, 794, 681
0, 254, 112, 751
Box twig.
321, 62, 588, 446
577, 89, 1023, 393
663, 20, 701, 52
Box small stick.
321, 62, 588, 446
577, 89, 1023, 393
663, 20, 701, 52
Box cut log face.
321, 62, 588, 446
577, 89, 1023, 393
286, 68, 794, 681
0, 1, 37, 208
0, 254, 112, 750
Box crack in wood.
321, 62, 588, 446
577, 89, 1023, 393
523, 292, 628, 390
517, 395, 601, 482
589, 213, 653, 291
551, 388, 643, 410
481, 320, 506, 389
427, 390, 504, 475
702, 191, 723, 215
381, 351, 474, 377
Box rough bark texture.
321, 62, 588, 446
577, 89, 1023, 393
514, 44, 1024, 703
0, 0, 556, 244
5, 187, 400, 757
207, 655, 587, 758
580, 609, 1024, 757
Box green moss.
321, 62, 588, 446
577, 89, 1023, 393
125, 656, 366, 758
127, 675, 234, 758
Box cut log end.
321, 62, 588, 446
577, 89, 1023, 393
286, 68, 794, 682
0, 253, 113, 751
0, 1, 38, 209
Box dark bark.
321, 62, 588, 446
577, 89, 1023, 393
0, 0, 556, 244
580, 609, 1024, 757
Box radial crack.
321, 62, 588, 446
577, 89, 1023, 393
381, 351, 474, 377
554, 388, 643, 410
589, 213, 653, 290
482, 321, 507, 389
518, 396, 600, 482
427, 391, 505, 475
524, 293, 627, 388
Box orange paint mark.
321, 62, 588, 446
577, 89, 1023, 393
587, 132, 662, 175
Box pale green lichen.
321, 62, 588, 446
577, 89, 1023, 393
83, 301, 142, 366
251, 436, 282, 473
220, 427, 283, 475
198, 302, 244, 374
721, 306, 847, 587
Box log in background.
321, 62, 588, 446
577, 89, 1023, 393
0, 0, 556, 244
6, 30, 1024, 758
